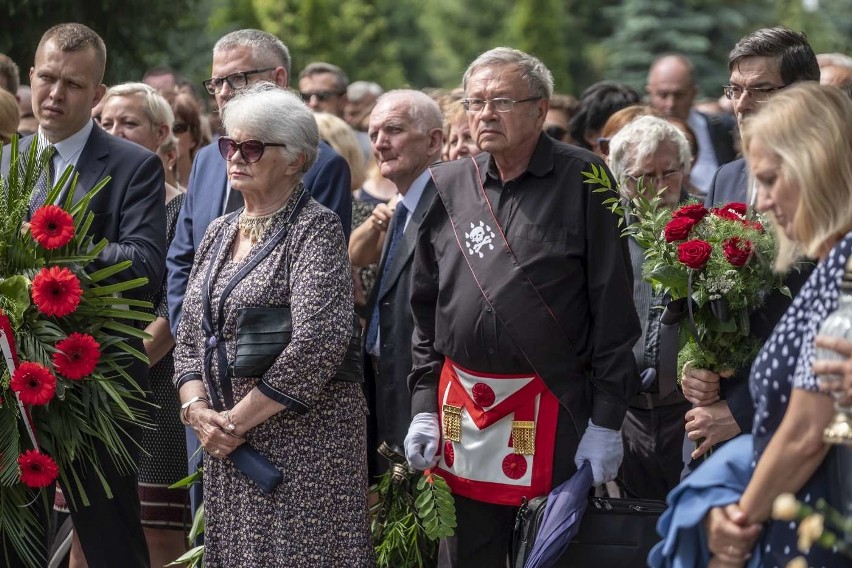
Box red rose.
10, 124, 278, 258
31, 266, 83, 317
672, 204, 708, 222
30, 205, 75, 250
10, 362, 56, 405
664, 217, 698, 242
712, 202, 748, 223
723, 237, 753, 267
17, 450, 59, 488
677, 239, 713, 269
53, 333, 101, 380
749, 221, 765, 232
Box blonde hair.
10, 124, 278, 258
314, 112, 365, 191
742, 82, 852, 270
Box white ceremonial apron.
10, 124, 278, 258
435, 358, 559, 506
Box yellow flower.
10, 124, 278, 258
786, 557, 808, 568
772, 493, 800, 521
797, 513, 825, 553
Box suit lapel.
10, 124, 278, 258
63, 126, 108, 204
377, 181, 436, 301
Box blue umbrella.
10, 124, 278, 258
524, 460, 594, 568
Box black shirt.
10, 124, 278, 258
408, 134, 640, 430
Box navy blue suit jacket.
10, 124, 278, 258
704, 157, 748, 208
166, 139, 351, 334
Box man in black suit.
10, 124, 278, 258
2, 23, 166, 567
683, 27, 820, 472
351, 90, 443, 475
646, 54, 737, 195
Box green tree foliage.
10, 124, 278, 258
505, 0, 573, 93
605, 0, 768, 99
252, 0, 406, 88
0, 0, 213, 89
775, 0, 852, 56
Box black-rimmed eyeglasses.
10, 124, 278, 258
203, 68, 275, 95
722, 84, 786, 103
461, 97, 541, 113
218, 137, 286, 164
299, 90, 345, 103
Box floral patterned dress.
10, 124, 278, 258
173, 189, 374, 567
748, 232, 852, 568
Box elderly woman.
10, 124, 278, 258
98, 81, 189, 566
173, 83, 372, 567
701, 83, 852, 567
607, 115, 694, 500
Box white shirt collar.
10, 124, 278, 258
38, 119, 94, 166
399, 167, 432, 217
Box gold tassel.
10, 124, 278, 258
512, 421, 536, 455
442, 404, 462, 442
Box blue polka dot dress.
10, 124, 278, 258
749, 232, 852, 568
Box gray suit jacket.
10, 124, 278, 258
704, 157, 748, 207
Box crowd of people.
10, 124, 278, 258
2, 18, 852, 568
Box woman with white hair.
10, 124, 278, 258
173, 83, 372, 566
607, 115, 694, 500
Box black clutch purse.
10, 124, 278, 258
233, 306, 363, 383
229, 444, 283, 494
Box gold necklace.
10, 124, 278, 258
237, 212, 277, 245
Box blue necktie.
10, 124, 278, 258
365, 202, 408, 355
29, 145, 55, 216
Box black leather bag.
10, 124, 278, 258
233, 306, 363, 383
228, 444, 283, 494
512, 495, 666, 568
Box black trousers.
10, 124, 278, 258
620, 401, 691, 501
437, 405, 583, 567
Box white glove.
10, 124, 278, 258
404, 412, 441, 470
573, 419, 623, 486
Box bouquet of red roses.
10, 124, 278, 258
0, 138, 154, 567
585, 164, 786, 376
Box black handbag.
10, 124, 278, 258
233, 306, 363, 383
512, 494, 666, 568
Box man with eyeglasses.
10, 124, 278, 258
404, 47, 639, 567
680, 27, 820, 477
166, 29, 351, 518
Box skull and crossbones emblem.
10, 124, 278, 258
465, 221, 495, 258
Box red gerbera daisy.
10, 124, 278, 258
17, 450, 59, 488
30, 205, 75, 250
31, 266, 83, 317
10, 362, 56, 405
53, 332, 101, 380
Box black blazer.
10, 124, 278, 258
703, 111, 738, 166
365, 180, 437, 461
6, 124, 167, 297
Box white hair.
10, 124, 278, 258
102, 82, 174, 129
608, 115, 692, 186
463, 47, 554, 99
374, 89, 443, 133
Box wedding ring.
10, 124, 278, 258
727, 545, 736, 555
377, 219, 383, 226
213, 448, 220, 456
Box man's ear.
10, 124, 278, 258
92, 83, 107, 109
428, 127, 444, 155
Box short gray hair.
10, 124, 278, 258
102, 82, 174, 128
609, 115, 692, 185
348, 80, 383, 102
213, 29, 291, 77
222, 81, 318, 173
374, 89, 443, 133
462, 47, 554, 100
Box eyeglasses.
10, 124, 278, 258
722, 84, 786, 102
173, 122, 189, 134
299, 90, 345, 103
461, 97, 541, 113
203, 68, 275, 95
625, 170, 683, 187
218, 137, 286, 164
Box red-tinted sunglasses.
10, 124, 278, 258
218, 137, 286, 164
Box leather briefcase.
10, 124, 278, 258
512, 495, 666, 568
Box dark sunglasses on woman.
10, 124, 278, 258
218, 137, 287, 164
